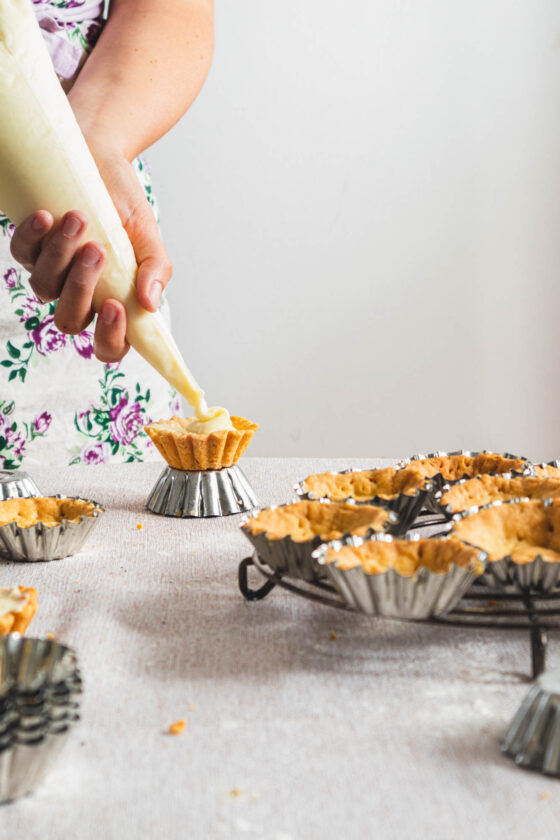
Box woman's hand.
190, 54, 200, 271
9, 148, 172, 363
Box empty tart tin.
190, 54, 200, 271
435, 473, 560, 520
502, 668, 560, 777
240, 500, 399, 583
293, 466, 431, 534
0, 636, 81, 803
313, 533, 486, 619
147, 465, 259, 518
0, 496, 104, 562
448, 498, 560, 593
397, 450, 532, 512
0, 471, 40, 502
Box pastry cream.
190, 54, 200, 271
0, 0, 221, 422
0, 586, 27, 617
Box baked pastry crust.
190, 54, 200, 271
246, 501, 393, 543
0, 497, 98, 528
324, 538, 483, 576
144, 415, 258, 471
451, 499, 560, 565
441, 475, 560, 513
534, 464, 560, 479
405, 453, 527, 481
0, 586, 38, 635
302, 467, 425, 502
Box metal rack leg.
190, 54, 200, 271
238, 556, 277, 602
531, 627, 548, 679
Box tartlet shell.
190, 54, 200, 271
145, 415, 258, 471
293, 467, 431, 534
241, 501, 399, 583
0, 496, 104, 562
313, 533, 486, 619
0, 587, 38, 636
502, 669, 560, 777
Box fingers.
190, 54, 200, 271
125, 203, 173, 313
94, 299, 129, 363
54, 242, 106, 335
10, 211, 54, 272
27, 211, 87, 302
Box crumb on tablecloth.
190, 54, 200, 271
329, 630, 337, 641
137, 523, 143, 530
168, 720, 186, 735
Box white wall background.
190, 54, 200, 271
147, 0, 560, 460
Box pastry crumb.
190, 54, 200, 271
539, 791, 551, 800
329, 630, 337, 641
46, 633, 54, 640
230, 787, 242, 797
168, 719, 186, 735
189, 704, 196, 712
137, 523, 143, 530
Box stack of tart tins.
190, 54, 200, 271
0, 636, 81, 803
241, 500, 399, 583
0, 496, 104, 562
447, 498, 560, 593
313, 533, 486, 619
293, 466, 431, 533
502, 668, 560, 777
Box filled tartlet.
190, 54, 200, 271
295, 467, 429, 533
314, 536, 485, 618
145, 415, 258, 471
0, 586, 37, 635
440, 475, 560, 515
450, 498, 560, 591
241, 500, 397, 583
0, 496, 104, 562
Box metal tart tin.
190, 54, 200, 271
502, 669, 560, 777
0, 471, 40, 502
448, 498, 560, 593
240, 502, 399, 584
293, 468, 431, 534
0, 637, 81, 803
147, 465, 259, 518
398, 450, 532, 512
0, 496, 104, 563
314, 533, 486, 619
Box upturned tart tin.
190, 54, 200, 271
448, 498, 560, 594
293, 468, 430, 534
313, 533, 486, 619
0, 496, 104, 563
0, 472, 40, 502
502, 668, 560, 777
147, 465, 259, 518
240, 502, 399, 584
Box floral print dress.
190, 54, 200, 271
0, 0, 178, 469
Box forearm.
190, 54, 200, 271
68, 0, 214, 160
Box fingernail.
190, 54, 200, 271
101, 304, 117, 325
31, 214, 47, 232
82, 244, 101, 267
63, 214, 82, 238
147, 281, 162, 310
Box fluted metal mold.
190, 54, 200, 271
314, 534, 486, 619
0, 496, 103, 562
146, 465, 259, 518
502, 669, 560, 777
0, 471, 40, 502
293, 468, 430, 534
240, 503, 398, 584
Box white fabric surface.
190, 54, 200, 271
2, 458, 559, 839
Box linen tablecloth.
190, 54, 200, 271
2, 458, 559, 839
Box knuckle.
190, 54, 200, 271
29, 278, 54, 303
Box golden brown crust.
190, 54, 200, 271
441, 475, 560, 513
451, 499, 560, 565
324, 539, 482, 576
246, 501, 392, 543
302, 467, 425, 502
144, 415, 258, 471
406, 453, 527, 481
0, 587, 38, 635
0, 497, 98, 528
534, 465, 560, 479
